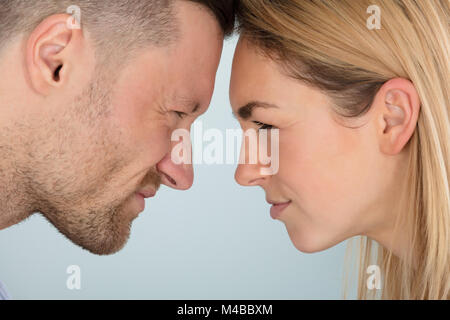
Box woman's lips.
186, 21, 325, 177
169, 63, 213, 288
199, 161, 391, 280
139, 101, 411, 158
269, 201, 292, 220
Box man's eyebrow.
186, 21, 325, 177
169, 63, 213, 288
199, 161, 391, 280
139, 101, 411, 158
191, 103, 200, 114
233, 101, 280, 120
175, 95, 201, 114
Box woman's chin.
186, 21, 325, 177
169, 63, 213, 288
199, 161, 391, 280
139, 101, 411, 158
285, 225, 340, 254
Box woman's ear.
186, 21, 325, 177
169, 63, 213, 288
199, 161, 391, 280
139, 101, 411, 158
26, 14, 81, 95
374, 78, 421, 155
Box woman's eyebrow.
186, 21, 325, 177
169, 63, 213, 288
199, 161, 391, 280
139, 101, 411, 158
233, 101, 280, 120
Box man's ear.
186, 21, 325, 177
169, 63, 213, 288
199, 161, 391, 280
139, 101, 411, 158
26, 14, 81, 94
374, 78, 421, 155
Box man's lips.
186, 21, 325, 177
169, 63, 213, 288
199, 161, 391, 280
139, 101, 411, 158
137, 188, 156, 198
134, 188, 156, 213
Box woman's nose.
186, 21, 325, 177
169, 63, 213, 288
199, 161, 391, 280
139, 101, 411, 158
234, 162, 267, 187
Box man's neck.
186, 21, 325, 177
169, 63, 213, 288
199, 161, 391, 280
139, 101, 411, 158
0, 144, 33, 230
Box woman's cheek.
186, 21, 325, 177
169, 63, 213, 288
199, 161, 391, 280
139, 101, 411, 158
277, 124, 323, 197
277, 123, 348, 216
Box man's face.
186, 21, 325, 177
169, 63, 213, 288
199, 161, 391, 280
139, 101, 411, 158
21, 1, 223, 255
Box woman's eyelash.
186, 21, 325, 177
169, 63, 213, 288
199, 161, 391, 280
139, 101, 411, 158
253, 121, 274, 130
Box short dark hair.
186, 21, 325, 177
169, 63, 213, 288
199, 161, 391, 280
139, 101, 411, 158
0, 0, 236, 54
189, 0, 237, 37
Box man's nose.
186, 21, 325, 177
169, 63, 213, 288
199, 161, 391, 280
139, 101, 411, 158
156, 151, 194, 190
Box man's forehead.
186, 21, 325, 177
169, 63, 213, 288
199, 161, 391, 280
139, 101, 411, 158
173, 2, 224, 56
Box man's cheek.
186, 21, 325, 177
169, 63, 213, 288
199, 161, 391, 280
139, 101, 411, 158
137, 127, 172, 166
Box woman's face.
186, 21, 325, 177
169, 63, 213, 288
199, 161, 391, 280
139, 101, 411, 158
229, 38, 402, 253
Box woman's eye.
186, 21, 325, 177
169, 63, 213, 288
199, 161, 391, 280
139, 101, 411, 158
253, 121, 274, 130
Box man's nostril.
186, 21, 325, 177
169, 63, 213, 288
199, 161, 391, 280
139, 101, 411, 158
164, 173, 177, 186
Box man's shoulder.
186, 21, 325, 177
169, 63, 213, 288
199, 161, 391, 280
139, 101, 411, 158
0, 280, 11, 300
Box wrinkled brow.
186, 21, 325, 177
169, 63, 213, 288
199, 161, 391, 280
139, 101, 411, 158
175, 95, 201, 114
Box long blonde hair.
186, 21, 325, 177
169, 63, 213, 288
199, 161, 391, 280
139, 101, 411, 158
236, 0, 449, 299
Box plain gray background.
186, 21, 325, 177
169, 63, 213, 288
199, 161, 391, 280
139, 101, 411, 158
0, 35, 354, 300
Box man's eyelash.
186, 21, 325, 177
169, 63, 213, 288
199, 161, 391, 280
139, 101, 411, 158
174, 111, 188, 119
253, 121, 274, 130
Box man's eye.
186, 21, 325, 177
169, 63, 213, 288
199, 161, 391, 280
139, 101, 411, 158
174, 111, 188, 119
253, 121, 274, 130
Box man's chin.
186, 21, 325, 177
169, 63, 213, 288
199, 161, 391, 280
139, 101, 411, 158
67, 224, 132, 255
79, 231, 131, 256
39, 191, 140, 255
44, 213, 134, 255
